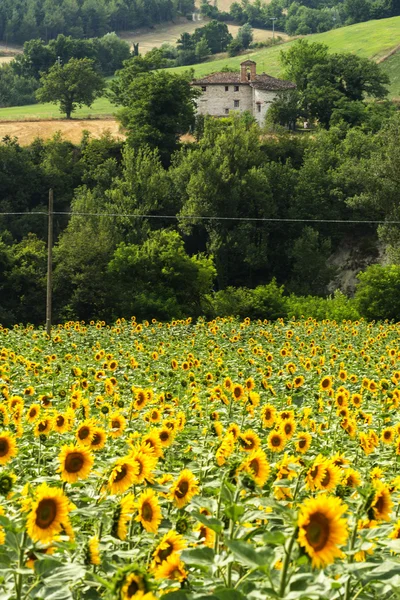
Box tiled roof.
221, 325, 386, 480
192, 72, 296, 91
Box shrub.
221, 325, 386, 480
209, 280, 288, 320
286, 290, 360, 321
355, 264, 400, 321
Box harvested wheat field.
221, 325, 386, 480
0, 118, 125, 145
119, 18, 281, 54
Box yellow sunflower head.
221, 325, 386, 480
298, 494, 348, 568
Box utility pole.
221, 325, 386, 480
270, 17, 277, 39
46, 189, 53, 337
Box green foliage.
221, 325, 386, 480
289, 226, 336, 295
280, 39, 389, 127
0, 233, 47, 325
286, 289, 360, 320
209, 280, 288, 320
36, 57, 105, 119
111, 70, 199, 163
0, 64, 38, 107
14, 34, 131, 81
0, 0, 195, 44
355, 264, 400, 321
108, 230, 216, 320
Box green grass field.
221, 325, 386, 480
0, 96, 117, 120
380, 51, 400, 99
0, 16, 398, 120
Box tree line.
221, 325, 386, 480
0, 41, 399, 325
0, 33, 131, 109
0, 0, 195, 45
201, 0, 400, 37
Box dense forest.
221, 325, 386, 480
0, 38, 399, 326
0, 0, 195, 44
0, 0, 399, 44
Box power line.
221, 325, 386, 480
0, 210, 398, 225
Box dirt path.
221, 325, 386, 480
0, 118, 125, 145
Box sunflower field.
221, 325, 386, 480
1, 316, 400, 600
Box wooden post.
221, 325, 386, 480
46, 189, 53, 337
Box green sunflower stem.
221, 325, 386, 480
15, 531, 27, 600
278, 526, 298, 598
344, 515, 360, 600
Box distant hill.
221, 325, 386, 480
168, 16, 400, 99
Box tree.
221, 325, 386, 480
108, 230, 216, 320
355, 264, 400, 321
281, 40, 389, 127
111, 70, 199, 164
36, 57, 105, 119
238, 23, 253, 49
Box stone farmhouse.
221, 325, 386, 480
192, 60, 296, 125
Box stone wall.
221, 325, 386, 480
195, 83, 253, 117
253, 89, 278, 126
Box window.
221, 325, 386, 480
257, 103, 261, 113
201, 86, 207, 92
224, 108, 229, 114
234, 86, 239, 92
234, 100, 240, 108
225, 86, 229, 91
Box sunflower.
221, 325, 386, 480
109, 458, 138, 495
216, 433, 235, 466
153, 553, 187, 582
316, 461, 342, 492
158, 427, 175, 448
195, 522, 216, 547
134, 389, 148, 411
370, 482, 393, 521
140, 432, 164, 458
389, 520, 400, 540
34, 417, 52, 437
90, 427, 107, 451
120, 572, 148, 599
0, 432, 17, 465
75, 420, 94, 446
109, 413, 127, 438
305, 457, 327, 491
129, 450, 157, 484
170, 469, 199, 508
293, 376, 305, 389
238, 430, 260, 452
58, 444, 94, 484
280, 418, 296, 440
295, 432, 312, 454
240, 449, 270, 487
342, 468, 361, 488
53, 413, 69, 434
87, 536, 101, 565
232, 384, 244, 401
381, 427, 395, 444
151, 530, 186, 567
26, 483, 71, 544
267, 431, 285, 453
26, 404, 41, 423
261, 404, 276, 428
226, 423, 240, 439
113, 493, 135, 540
135, 488, 162, 534
298, 494, 348, 568
320, 376, 333, 392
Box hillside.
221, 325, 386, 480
119, 19, 284, 54
0, 16, 398, 124
168, 16, 400, 98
